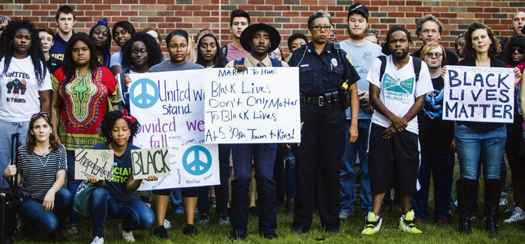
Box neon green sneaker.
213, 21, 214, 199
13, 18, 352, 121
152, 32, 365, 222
362, 212, 382, 235
399, 210, 423, 234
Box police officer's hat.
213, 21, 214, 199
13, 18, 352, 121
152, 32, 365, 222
240, 23, 281, 53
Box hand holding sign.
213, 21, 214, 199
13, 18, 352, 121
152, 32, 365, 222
443, 66, 515, 123
75, 149, 114, 180
131, 148, 171, 180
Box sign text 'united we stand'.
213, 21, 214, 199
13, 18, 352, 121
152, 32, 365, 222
204, 67, 301, 144
128, 70, 219, 190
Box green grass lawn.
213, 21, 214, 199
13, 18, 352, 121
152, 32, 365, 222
17, 166, 525, 243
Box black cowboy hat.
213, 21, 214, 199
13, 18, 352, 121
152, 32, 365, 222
240, 23, 281, 53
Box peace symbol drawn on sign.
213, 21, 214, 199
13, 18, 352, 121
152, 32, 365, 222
129, 78, 159, 109
182, 145, 212, 176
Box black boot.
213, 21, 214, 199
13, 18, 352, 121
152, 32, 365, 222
457, 179, 476, 234
484, 179, 501, 234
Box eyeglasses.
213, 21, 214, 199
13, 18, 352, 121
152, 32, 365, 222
31, 112, 49, 118
425, 53, 443, 58
311, 25, 333, 31
131, 49, 147, 55
510, 47, 525, 54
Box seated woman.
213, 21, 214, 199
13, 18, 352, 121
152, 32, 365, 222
88, 110, 156, 244
3, 112, 71, 242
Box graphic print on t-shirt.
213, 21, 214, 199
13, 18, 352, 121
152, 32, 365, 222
108, 164, 131, 183
383, 73, 414, 104
5, 72, 29, 103
423, 88, 444, 119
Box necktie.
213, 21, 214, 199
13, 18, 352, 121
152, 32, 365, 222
257, 62, 263, 67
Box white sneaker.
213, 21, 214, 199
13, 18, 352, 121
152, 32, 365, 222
504, 207, 525, 223
122, 230, 135, 242
91, 236, 104, 244
506, 201, 516, 213
164, 219, 171, 229
119, 223, 136, 242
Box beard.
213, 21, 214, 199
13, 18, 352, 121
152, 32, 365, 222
392, 49, 409, 61
348, 27, 367, 40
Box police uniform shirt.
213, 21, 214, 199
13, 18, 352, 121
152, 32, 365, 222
225, 54, 289, 68
288, 42, 359, 96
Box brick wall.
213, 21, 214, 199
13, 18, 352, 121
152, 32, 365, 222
1, 0, 524, 55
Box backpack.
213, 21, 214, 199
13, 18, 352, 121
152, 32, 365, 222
378, 55, 422, 83
233, 57, 283, 67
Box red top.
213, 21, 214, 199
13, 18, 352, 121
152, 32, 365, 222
52, 66, 121, 150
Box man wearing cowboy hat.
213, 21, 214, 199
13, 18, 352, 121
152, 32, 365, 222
225, 22, 288, 240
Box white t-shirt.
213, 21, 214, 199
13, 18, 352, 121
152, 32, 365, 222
110, 52, 122, 68
367, 55, 433, 134
0, 57, 52, 122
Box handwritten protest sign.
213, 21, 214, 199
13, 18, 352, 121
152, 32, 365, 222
129, 70, 219, 190
204, 67, 301, 144
131, 148, 171, 180
75, 149, 114, 180
443, 66, 515, 123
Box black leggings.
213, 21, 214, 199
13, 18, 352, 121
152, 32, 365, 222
505, 116, 525, 180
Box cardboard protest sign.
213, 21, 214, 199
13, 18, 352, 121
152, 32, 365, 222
443, 66, 515, 123
129, 70, 219, 190
131, 148, 171, 180
204, 67, 301, 144
74, 149, 114, 180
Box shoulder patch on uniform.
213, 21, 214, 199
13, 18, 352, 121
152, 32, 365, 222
345, 54, 353, 65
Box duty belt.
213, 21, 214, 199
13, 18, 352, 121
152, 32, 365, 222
301, 91, 340, 109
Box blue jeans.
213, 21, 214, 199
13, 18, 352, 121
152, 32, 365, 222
170, 189, 183, 214
0, 119, 29, 187
20, 188, 73, 232
455, 125, 506, 180
231, 143, 277, 235
412, 150, 454, 221
66, 150, 82, 225
274, 146, 296, 202
284, 147, 296, 199
340, 120, 372, 214
89, 187, 154, 238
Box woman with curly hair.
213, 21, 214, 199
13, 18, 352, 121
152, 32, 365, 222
89, 18, 111, 68
51, 32, 121, 234
118, 32, 163, 111
500, 35, 525, 223
454, 22, 522, 235
109, 21, 135, 76
87, 110, 156, 244
0, 19, 52, 187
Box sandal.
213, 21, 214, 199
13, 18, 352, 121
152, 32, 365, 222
66, 224, 79, 235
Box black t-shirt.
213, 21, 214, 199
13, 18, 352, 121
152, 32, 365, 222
456, 58, 506, 132
93, 142, 140, 203
418, 76, 455, 150
46, 56, 63, 76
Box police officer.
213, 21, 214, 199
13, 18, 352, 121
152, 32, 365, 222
289, 10, 360, 233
